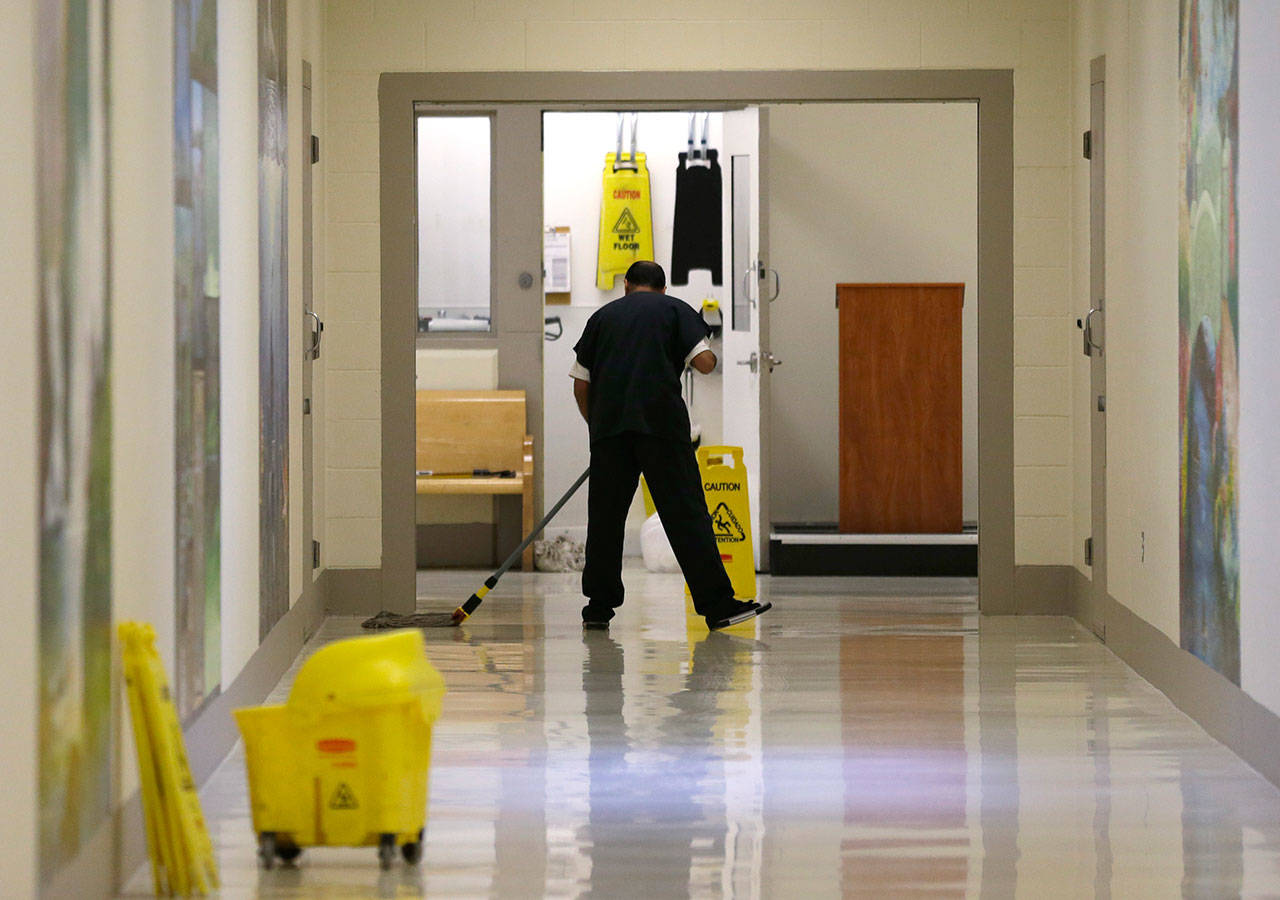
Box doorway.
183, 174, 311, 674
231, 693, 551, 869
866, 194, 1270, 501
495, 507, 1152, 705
377, 71, 1015, 615
539, 109, 767, 565
767, 102, 979, 575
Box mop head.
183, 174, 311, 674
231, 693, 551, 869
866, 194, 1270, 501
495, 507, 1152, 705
361, 609, 460, 629
533, 535, 585, 572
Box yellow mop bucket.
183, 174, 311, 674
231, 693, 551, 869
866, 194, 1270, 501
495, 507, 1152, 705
687, 444, 757, 601
234, 630, 446, 870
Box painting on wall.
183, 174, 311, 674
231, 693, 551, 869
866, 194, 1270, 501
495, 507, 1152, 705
259, 0, 289, 638
35, 0, 112, 879
1179, 0, 1240, 685
174, 0, 221, 720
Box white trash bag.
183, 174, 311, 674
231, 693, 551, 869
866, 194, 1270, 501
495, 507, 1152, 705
640, 513, 681, 573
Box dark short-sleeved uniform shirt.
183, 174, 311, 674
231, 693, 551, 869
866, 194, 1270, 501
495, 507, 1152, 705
572, 291, 710, 445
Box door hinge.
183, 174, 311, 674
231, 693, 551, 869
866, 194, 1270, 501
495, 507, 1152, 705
311, 134, 320, 164
1083, 129, 1092, 160
312, 540, 321, 569
1085, 536, 1094, 567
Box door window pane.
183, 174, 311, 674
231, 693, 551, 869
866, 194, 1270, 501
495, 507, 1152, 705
417, 116, 491, 332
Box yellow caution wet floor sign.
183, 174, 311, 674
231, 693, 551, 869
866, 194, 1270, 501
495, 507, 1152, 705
120, 622, 219, 896
689, 445, 757, 601
597, 152, 654, 290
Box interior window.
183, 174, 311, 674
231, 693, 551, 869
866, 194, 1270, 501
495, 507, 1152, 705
416, 115, 491, 332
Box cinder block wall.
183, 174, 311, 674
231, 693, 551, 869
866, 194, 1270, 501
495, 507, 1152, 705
321, 0, 1075, 569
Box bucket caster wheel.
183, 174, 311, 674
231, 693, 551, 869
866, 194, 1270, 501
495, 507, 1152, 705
377, 833, 397, 870
401, 829, 424, 865
276, 839, 302, 865
257, 832, 277, 870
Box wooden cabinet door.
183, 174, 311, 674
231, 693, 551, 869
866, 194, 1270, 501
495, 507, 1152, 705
838, 283, 963, 533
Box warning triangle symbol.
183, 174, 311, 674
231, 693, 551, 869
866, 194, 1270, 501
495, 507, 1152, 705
329, 782, 359, 810
612, 207, 641, 235
709, 502, 746, 542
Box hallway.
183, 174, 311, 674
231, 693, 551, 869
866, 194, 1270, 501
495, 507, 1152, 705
125, 571, 1280, 898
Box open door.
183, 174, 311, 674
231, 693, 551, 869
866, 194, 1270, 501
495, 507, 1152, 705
721, 107, 774, 570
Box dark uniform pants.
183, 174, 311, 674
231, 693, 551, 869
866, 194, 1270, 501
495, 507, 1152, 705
583, 432, 734, 617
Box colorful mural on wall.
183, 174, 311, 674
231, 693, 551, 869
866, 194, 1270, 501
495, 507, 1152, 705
35, 0, 112, 879
174, 0, 222, 720
1179, 0, 1240, 684
259, 0, 289, 639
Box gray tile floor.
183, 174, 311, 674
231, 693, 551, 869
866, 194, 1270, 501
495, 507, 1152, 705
123, 569, 1280, 897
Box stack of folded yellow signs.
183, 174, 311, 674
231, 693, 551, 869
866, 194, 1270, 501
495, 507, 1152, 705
119, 622, 219, 896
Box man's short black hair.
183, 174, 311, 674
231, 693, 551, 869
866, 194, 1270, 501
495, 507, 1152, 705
624, 260, 666, 291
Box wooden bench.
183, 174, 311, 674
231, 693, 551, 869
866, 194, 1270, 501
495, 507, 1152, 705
416, 389, 534, 570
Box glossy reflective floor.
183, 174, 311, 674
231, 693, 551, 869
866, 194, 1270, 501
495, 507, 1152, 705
124, 569, 1280, 897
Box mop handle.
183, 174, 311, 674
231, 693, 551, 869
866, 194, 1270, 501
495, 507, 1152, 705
495, 465, 590, 580
454, 466, 591, 623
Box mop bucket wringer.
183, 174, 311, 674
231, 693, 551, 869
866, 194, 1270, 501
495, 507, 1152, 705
234, 630, 446, 869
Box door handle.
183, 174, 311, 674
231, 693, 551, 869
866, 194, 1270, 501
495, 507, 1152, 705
1077, 307, 1102, 357
306, 309, 324, 360
761, 351, 782, 372
737, 352, 758, 373
759, 266, 780, 303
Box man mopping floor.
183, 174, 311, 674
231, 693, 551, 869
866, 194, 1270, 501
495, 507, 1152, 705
570, 260, 771, 631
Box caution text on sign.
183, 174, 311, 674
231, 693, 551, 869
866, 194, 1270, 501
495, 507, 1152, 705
690, 446, 757, 601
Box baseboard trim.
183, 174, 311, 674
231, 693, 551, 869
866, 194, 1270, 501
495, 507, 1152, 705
1101, 588, 1280, 788
1064, 567, 1280, 790
1011, 564, 1071, 614
325, 566, 391, 615
107, 573, 328, 896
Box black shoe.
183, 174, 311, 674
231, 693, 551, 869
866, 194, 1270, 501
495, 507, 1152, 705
582, 603, 612, 630
705, 600, 772, 631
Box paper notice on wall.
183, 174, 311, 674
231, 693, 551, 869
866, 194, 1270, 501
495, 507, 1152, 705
544, 227, 572, 296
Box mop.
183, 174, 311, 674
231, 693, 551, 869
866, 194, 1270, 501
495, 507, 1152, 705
362, 467, 591, 629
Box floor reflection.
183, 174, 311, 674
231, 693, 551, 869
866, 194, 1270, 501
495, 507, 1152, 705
120, 570, 1280, 898
839, 609, 974, 896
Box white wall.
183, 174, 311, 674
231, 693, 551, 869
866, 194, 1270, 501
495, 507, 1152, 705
110, 0, 178, 806
1069, 1, 1178, 639
767, 102, 979, 526
324, 3, 1075, 567
219, 0, 263, 682
0, 0, 322, 892
1070, 1, 1280, 718
1237, 6, 1280, 715
541, 111, 730, 545
0, 0, 39, 890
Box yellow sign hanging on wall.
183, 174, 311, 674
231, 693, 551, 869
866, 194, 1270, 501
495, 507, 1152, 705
596, 151, 654, 291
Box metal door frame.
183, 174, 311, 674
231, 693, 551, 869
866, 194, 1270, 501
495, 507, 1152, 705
301, 59, 317, 611
378, 70, 1015, 615
1087, 56, 1108, 634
